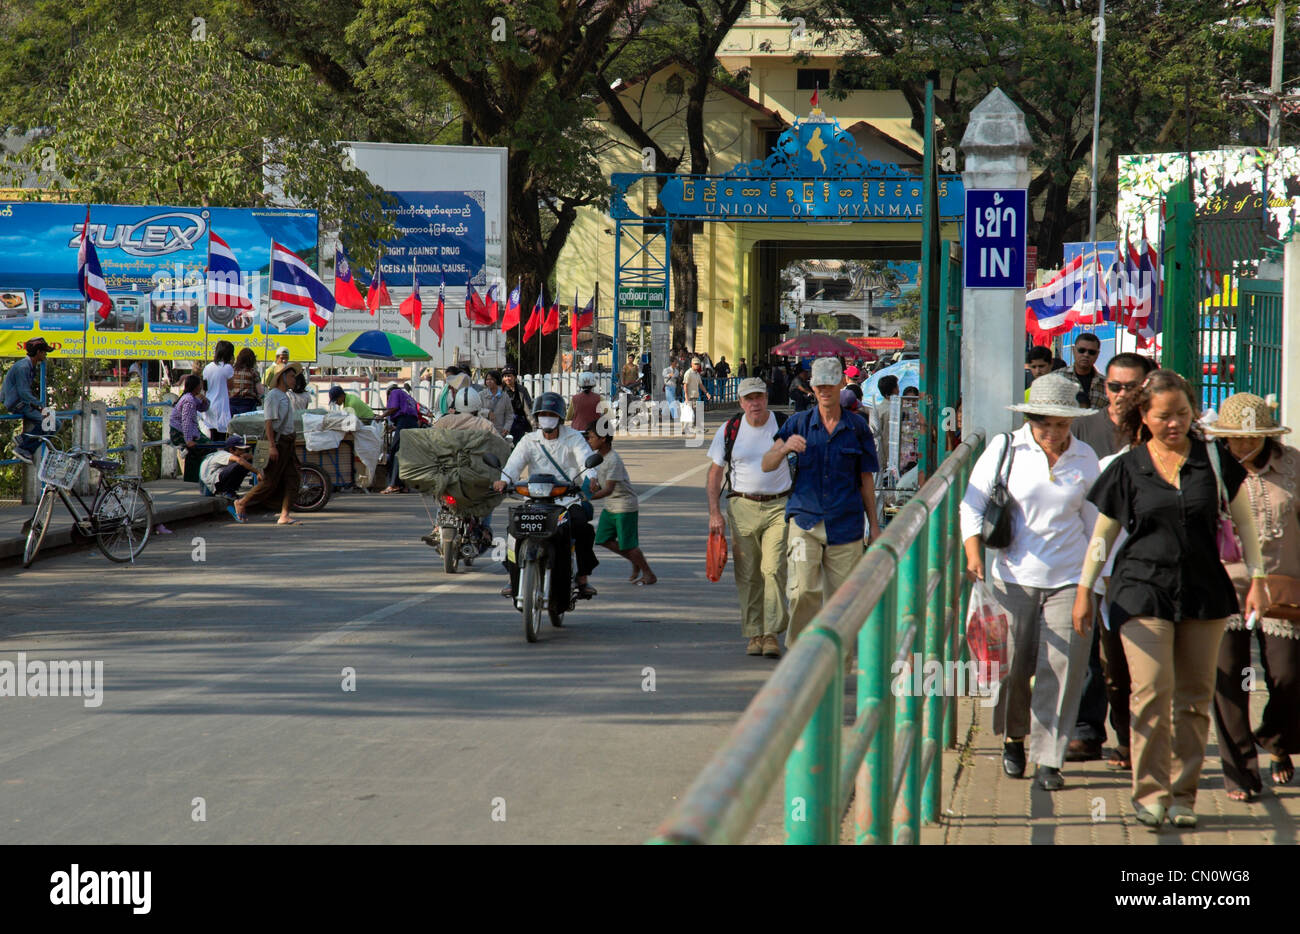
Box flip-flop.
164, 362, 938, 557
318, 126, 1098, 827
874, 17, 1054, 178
277, 518, 300, 526
635, 577, 657, 586
227, 505, 247, 523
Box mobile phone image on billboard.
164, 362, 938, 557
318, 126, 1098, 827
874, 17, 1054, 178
0, 289, 35, 329
37, 290, 87, 331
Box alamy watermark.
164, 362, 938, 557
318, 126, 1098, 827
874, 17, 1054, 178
0, 653, 103, 707
890, 653, 1000, 708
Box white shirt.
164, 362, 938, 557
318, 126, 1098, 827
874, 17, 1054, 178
501, 425, 598, 486
200, 362, 234, 433
707, 412, 791, 495
958, 422, 1101, 589
199, 450, 234, 489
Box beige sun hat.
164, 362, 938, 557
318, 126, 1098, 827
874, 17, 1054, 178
1205, 392, 1291, 437
1007, 373, 1095, 418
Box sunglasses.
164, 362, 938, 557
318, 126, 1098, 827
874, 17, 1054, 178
1106, 380, 1140, 393
1073, 347, 1099, 355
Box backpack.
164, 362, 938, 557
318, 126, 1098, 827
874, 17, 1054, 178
721, 410, 792, 493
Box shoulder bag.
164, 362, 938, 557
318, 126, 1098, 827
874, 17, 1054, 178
1206, 440, 1243, 563
981, 432, 1017, 550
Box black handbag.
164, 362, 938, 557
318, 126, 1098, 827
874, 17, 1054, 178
981, 432, 1017, 549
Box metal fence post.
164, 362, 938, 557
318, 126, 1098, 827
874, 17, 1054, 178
785, 630, 843, 844
158, 402, 177, 478
124, 400, 143, 478
922, 485, 949, 822
857, 574, 897, 844
944, 480, 962, 749
893, 519, 928, 844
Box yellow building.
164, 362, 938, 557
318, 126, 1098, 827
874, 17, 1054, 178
558, 2, 959, 366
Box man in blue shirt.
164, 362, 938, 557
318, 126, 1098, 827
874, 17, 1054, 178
762, 357, 881, 644
2, 337, 51, 464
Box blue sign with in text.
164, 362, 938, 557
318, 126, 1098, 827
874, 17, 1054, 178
963, 189, 1027, 289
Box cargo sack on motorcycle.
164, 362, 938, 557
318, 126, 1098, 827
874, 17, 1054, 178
396, 427, 512, 516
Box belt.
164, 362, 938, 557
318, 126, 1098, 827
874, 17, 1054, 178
727, 490, 790, 503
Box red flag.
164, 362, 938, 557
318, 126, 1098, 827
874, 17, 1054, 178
399, 270, 423, 330
482, 282, 500, 326
465, 283, 485, 324
522, 291, 544, 343
366, 267, 391, 314
571, 293, 594, 350
810, 83, 819, 109
501, 279, 522, 331
541, 295, 559, 336
429, 276, 446, 345
332, 246, 367, 310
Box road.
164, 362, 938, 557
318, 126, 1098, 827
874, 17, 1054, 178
0, 434, 785, 844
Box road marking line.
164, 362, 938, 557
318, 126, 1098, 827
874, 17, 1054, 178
638, 461, 711, 503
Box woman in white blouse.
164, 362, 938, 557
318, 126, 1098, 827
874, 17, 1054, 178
959, 374, 1101, 791
200, 341, 235, 442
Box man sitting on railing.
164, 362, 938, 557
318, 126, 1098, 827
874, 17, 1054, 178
3, 337, 51, 465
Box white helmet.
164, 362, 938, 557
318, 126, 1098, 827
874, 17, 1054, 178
577, 371, 597, 389
450, 387, 483, 414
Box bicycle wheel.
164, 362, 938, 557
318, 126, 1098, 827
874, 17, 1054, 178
93, 482, 153, 563
293, 465, 332, 512
22, 489, 55, 568
520, 558, 545, 643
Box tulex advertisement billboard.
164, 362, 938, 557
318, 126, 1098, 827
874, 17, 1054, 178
0, 202, 319, 361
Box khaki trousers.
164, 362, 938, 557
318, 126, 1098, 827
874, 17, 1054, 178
1121, 616, 1227, 811
727, 495, 789, 638
786, 519, 863, 645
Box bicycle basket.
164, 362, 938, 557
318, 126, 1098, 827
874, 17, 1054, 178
37, 450, 86, 490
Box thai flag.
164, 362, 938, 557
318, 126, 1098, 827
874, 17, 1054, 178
270, 240, 335, 328
1024, 253, 1107, 346
76, 207, 113, 321
207, 231, 253, 310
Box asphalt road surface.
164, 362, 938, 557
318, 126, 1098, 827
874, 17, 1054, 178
0, 434, 785, 844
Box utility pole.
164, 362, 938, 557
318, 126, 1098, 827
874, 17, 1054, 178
1269, 0, 1286, 148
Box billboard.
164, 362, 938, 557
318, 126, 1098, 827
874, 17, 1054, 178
0, 202, 319, 360
319, 142, 508, 370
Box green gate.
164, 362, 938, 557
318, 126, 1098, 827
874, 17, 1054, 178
1235, 274, 1284, 399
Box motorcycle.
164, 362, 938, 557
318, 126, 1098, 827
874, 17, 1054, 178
502, 451, 602, 643
429, 494, 492, 573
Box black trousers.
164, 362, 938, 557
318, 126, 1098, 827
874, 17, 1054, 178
1073, 625, 1108, 744
388, 413, 419, 486
1214, 627, 1300, 794
506, 507, 598, 596
1099, 614, 1132, 751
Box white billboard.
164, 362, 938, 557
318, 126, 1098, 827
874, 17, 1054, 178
318, 141, 509, 371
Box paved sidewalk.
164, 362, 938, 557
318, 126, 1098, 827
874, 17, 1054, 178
928, 690, 1299, 844
0, 480, 225, 561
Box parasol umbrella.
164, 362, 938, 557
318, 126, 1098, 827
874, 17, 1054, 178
771, 333, 863, 358
859, 359, 920, 407
321, 329, 431, 361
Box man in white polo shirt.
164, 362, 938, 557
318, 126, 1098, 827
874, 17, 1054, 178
706, 377, 792, 658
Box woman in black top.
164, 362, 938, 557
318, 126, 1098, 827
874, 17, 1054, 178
1073, 370, 1267, 830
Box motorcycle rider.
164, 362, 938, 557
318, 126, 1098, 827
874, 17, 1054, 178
493, 391, 600, 600
421, 386, 499, 550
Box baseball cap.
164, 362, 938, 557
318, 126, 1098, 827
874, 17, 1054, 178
844, 364, 861, 379
275, 346, 290, 357
738, 377, 767, 397
24, 337, 53, 354
810, 357, 843, 386
328, 385, 345, 401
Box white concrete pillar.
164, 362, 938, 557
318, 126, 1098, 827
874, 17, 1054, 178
1283, 239, 1300, 428
960, 88, 1033, 441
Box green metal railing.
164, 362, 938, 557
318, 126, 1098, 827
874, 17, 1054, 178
1235, 275, 1283, 400
650, 431, 986, 845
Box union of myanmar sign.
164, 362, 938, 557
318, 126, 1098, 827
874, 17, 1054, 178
611, 115, 965, 223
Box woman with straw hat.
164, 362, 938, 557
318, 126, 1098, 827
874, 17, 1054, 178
1207, 393, 1300, 801
959, 372, 1102, 792
1075, 371, 1268, 829
230, 362, 303, 525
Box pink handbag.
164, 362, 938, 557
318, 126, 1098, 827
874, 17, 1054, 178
1207, 441, 1242, 562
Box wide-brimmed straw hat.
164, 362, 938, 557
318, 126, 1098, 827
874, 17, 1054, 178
273, 361, 303, 384
1205, 392, 1291, 437
1008, 373, 1096, 418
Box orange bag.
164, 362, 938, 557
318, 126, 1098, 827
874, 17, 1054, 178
706, 529, 728, 582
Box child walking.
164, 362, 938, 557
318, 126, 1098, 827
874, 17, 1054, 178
584, 426, 657, 585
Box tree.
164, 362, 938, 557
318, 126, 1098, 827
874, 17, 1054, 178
591, 0, 752, 352
783, 0, 1241, 264
9, 18, 396, 269
351, 0, 635, 371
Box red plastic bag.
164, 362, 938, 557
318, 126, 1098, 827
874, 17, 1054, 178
964, 580, 1009, 692
706, 529, 728, 582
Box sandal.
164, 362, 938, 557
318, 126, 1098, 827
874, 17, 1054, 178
1106, 747, 1131, 770
1271, 754, 1294, 786
1226, 788, 1256, 803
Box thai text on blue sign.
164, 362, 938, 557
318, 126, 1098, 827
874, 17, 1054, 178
376, 191, 486, 287
963, 189, 1027, 289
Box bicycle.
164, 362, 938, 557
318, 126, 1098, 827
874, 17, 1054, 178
19, 434, 155, 568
